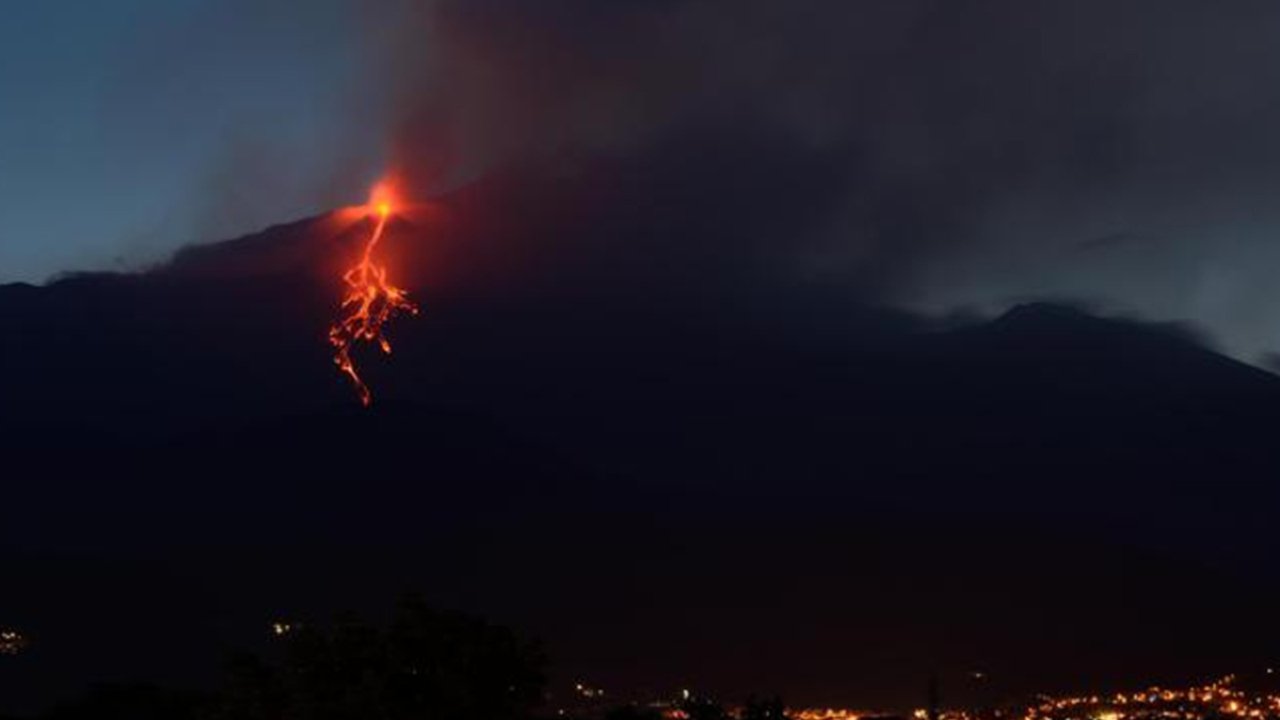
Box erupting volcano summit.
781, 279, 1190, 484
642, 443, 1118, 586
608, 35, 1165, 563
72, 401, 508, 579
327, 181, 420, 406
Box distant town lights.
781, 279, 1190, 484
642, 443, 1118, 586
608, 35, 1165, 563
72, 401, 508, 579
0, 629, 27, 655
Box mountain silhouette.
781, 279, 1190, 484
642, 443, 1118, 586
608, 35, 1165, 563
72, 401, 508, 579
2, 167, 1280, 711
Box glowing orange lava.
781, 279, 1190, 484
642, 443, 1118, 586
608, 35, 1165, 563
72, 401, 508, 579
328, 184, 419, 406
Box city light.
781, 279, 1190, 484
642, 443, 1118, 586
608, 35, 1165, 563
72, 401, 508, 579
0, 629, 27, 656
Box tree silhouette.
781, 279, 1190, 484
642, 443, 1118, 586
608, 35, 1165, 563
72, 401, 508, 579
212, 594, 546, 720
603, 704, 664, 720
39, 683, 207, 720
741, 695, 790, 720
680, 696, 730, 720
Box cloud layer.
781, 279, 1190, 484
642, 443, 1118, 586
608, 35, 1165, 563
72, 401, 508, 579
354, 0, 1280, 361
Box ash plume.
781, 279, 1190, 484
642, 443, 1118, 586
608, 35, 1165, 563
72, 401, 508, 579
345, 0, 1280, 363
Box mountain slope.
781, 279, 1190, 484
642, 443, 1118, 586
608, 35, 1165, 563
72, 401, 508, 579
3, 171, 1280, 710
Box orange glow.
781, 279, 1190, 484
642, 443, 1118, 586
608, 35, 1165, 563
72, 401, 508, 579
793, 710, 864, 720
780, 676, 1280, 720
369, 180, 398, 216
328, 180, 419, 406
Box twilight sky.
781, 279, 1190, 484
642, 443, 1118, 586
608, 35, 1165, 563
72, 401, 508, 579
0, 0, 385, 279
5, 1, 1280, 363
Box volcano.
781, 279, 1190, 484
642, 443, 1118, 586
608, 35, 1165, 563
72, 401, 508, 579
2, 164, 1280, 713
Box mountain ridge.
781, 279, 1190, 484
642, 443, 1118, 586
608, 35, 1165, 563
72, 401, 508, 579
3, 204, 1280, 715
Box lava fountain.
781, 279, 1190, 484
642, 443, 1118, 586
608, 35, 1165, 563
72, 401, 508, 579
329, 182, 420, 406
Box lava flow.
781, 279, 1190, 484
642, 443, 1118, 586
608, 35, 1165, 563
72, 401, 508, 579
328, 185, 419, 406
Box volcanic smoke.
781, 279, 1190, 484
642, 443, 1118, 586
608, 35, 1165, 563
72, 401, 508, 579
328, 183, 419, 406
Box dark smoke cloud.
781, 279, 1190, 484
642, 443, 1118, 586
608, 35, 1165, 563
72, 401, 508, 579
353, 0, 1280, 360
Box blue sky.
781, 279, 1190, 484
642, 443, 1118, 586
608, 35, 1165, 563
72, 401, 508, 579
0, 0, 387, 282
